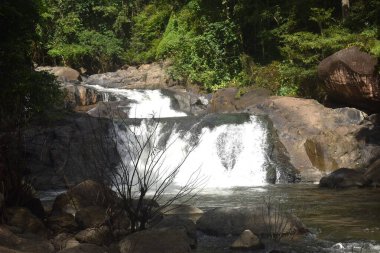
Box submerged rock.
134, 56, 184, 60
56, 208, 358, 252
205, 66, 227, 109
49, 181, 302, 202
196, 207, 307, 237
319, 168, 367, 188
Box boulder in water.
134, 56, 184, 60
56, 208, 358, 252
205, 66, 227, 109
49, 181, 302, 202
196, 207, 307, 237
319, 168, 367, 188
230, 229, 263, 250
119, 228, 192, 253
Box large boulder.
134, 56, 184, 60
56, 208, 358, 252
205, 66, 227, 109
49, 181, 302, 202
51, 180, 117, 216
23, 114, 119, 190
75, 206, 107, 229
47, 213, 79, 234
196, 207, 307, 237
64, 84, 102, 109
230, 229, 263, 250
52, 233, 80, 251
119, 228, 192, 253
75, 226, 112, 246
36, 66, 81, 82
248, 97, 376, 182
0, 225, 54, 253
6, 207, 47, 236
319, 168, 367, 188
318, 47, 380, 112
85, 62, 170, 89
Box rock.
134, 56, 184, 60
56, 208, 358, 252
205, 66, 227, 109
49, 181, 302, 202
22, 197, 46, 220
36, 66, 81, 82
119, 228, 191, 253
162, 88, 209, 116
159, 204, 204, 221
75, 226, 111, 246
197, 207, 306, 237
57, 243, 109, 253
6, 207, 47, 236
51, 180, 117, 216
0, 225, 54, 252
75, 206, 107, 229
318, 47, 380, 112
52, 233, 80, 251
208, 88, 238, 113
230, 229, 263, 250
319, 168, 367, 188
365, 158, 380, 186
208, 87, 271, 113
23, 114, 119, 191
248, 96, 375, 182
63, 84, 102, 109
47, 213, 79, 233
155, 216, 197, 248
86, 62, 170, 89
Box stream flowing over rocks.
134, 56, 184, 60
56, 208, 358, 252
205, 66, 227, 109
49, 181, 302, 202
13, 61, 379, 253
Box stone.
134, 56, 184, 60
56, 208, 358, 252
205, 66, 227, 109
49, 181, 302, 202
196, 207, 306, 237
75, 226, 111, 246
0, 225, 54, 253
6, 207, 47, 236
230, 229, 263, 250
57, 243, 109, 253
247, 96, 375, 182
47, 213, 79, 234
159, 204, 204, 221
23, 114, 119, 191
365, 158, 380, 186
86, 62, 170, 89
75, 206, 107, 229
51, 180, 118, 216
36, 66, 81, 82
155, 216, 197, 248
319, 168, 367, 188
119, 228, 191, 253
208, 88, 239, 113
318, 47, 380, 112
52, 233, 80, 251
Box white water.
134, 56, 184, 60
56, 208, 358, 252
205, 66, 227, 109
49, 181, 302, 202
98, 88, 270, 189
85, 85, 187, 118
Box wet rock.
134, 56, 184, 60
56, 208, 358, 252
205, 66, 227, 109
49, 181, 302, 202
365, 158, 380, 186
319, 168, 367, 188
51, 180, 117, 216
47, 213, 79, 234
119, 228, 191, 253
248, 96, 375, 182
24, 114, 119, 191
75, 226, 111, 246
159, 204, 204, 221
6, 207, 47, 236
230, 229, 263, 250
64, 85, 102, 109
318, 47, 380, 112
197, 207, 306, 237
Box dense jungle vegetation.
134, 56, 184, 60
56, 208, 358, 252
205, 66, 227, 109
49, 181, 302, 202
32, 0, 380, 96
1, 0, 380, 128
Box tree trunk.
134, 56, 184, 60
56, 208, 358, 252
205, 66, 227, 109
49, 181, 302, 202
342, 0, 350, 19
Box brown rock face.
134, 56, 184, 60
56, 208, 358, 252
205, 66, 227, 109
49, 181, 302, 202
36, 66, 81, 82
318, 47, 380, 112
119, 228, 192, 253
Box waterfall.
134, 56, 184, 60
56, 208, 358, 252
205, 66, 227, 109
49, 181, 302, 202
87, 87, 270, 188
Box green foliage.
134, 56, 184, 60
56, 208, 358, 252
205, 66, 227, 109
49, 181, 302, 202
125, 3, 172, 63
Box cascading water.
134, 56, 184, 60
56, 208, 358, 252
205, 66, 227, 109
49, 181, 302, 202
87, 86, 271, 188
